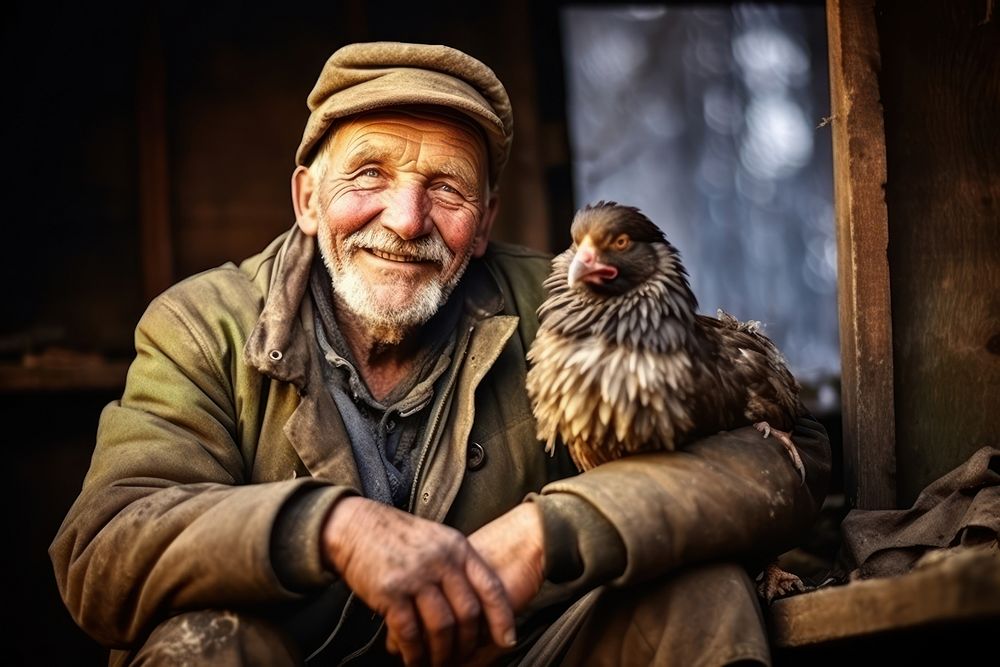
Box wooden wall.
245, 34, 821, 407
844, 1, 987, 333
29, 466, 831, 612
2, 1, 575, 366
876, 0, 1000, 506
829, 0, 999, 508
155, 1, 573, 290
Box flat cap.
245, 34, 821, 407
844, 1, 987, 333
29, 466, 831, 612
296, 42, 513, 185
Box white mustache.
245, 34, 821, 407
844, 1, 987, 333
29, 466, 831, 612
344, 227, 453, 265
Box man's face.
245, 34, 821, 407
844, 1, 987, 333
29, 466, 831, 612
295, 109, 496, 341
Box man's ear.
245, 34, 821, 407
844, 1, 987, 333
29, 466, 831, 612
291, 165, 319, 237
472, 195, 500, 257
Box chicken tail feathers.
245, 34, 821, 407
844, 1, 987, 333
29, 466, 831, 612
544, 432, 558, 457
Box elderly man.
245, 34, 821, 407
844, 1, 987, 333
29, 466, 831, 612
51, 42, 829, 666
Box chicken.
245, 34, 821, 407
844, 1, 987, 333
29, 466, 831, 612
526, 201, 808, 601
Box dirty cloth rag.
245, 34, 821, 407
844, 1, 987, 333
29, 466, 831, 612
838, 445, 1000, 579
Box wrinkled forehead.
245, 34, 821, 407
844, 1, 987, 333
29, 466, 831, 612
309, 107, 492, 197
330, 106, 489, 167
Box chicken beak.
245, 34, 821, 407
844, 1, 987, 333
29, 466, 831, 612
568, 236, 619, 288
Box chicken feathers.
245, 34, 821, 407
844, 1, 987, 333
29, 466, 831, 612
527, 201, 806, 475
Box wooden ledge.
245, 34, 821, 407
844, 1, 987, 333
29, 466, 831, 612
0, 360, 130, 392
769, 546, 1000, 647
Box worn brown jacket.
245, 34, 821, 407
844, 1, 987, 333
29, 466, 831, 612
50, 226, 830, 658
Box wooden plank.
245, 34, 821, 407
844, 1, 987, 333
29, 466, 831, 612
876, 0, 1000, 506
825, 0, 897, 510
770, 547, 1000, 647
137, 9, 174, 303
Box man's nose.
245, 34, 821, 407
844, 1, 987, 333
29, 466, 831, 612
380, 183, 432, 240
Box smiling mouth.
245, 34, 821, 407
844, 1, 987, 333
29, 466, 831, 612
366, 248, 434, 264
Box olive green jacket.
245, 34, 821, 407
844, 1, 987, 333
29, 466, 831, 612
50, 226, 830, 656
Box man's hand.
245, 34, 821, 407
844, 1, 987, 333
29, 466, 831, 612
454, 503, 546, 667
467, 503, 546, 613
321, 497, 516, 666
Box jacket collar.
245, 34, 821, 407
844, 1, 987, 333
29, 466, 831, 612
244, 225, 318, 389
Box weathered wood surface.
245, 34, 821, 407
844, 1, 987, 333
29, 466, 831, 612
770, 546, 1000, 647
826, 0, 897, 510
876, 0, 1000, 506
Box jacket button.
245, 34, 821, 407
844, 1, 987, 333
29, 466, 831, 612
467, 442, 486, 471
269, 349, 283, 361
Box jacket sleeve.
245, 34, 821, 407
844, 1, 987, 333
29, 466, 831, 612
48, 287, 351, 648
531, 414, 831, 594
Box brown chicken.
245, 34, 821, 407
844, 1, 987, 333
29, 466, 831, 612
526, 201, 808, 600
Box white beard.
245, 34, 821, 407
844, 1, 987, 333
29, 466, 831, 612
317, 222, 472, 344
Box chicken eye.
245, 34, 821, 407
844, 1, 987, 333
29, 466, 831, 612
613, 234, 631, 250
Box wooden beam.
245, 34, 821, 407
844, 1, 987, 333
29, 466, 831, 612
826, 0, 897, 510
770, 546, 1000, 647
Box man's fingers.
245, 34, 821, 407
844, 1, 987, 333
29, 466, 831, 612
441, 571, 483, 659
465, 555, 516, 649
385, 602, 424, 666
414, 587, 458, 666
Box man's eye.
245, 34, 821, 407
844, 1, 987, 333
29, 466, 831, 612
360, 168, 380, 178
436, 183, 460, 195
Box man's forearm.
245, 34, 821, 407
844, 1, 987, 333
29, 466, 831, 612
534, 416, 830, 588
50, 477, 349, 647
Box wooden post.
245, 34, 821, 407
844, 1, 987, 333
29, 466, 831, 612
492, 0, 554, 251
137, 9, 174, 303
826, 0, 897, 509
